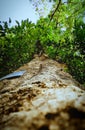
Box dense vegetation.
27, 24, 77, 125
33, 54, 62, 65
0, 0, 85, 86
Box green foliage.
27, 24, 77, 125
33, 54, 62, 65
0, 19, 36, 77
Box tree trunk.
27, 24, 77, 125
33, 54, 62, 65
0, 54, 85, 130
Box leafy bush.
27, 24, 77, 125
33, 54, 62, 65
0, 19, 36, 77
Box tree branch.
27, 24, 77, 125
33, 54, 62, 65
50, 0, 61, 21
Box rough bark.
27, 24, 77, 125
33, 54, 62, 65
0, 55, 85, 130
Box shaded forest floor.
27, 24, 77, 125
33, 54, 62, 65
0, 54, 85, 130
